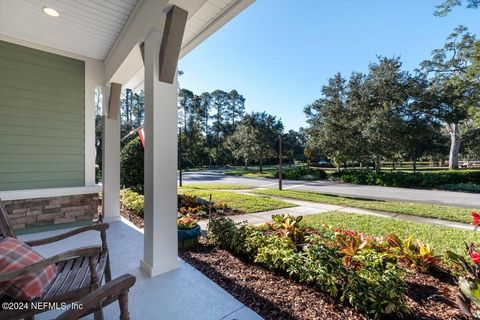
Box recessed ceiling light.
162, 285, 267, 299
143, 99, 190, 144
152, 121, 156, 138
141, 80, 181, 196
43, 7, 59, 17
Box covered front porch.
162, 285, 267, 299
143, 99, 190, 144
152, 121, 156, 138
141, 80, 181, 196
0, 0, 253, 275
19, 219, 260, 319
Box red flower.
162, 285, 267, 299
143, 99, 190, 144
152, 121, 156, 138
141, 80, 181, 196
470, 249, 480, 264
472, 211, 480, 226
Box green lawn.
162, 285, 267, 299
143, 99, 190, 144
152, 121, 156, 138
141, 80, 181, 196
303, 211, 480, 254
178, 188, 294, 213
253, 189, 475, 224
223, 168, 277, 178
223, 164, 309, 179
181, 184, 254, 190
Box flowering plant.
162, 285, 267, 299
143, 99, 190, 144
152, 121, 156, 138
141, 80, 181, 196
323, 226, 440, 272
177, 215, 198, 230
467, 211, 480, 265
444, 211, 480, 318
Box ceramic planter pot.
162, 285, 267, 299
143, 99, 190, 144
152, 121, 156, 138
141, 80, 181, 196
178, 224, 201, 249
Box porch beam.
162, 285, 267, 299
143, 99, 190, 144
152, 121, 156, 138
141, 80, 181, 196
104, 0, 169, 85
104, 0, 217, 86
158, 6, 188, 83
107, 83, 122, 120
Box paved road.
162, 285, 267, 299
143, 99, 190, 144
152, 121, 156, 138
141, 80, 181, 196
181, 170, 480, 208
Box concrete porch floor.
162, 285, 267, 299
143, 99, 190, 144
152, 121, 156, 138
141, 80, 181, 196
19, 220, 262, 320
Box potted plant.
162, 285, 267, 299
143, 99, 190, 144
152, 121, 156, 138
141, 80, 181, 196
177, 214, 201, 249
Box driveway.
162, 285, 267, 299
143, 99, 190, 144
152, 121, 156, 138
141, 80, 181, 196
181, 170, 480, 208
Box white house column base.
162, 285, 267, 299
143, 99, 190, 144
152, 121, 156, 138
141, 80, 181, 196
142, 29, 179, 277
140, 258, 180, 278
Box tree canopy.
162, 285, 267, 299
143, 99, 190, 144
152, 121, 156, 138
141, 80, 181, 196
434, 0, 479, 16
226, 112, 284, 172
420, 26, 480, 168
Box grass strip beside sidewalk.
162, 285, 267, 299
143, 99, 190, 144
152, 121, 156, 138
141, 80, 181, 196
253, 189, 475, 224
181, 184, 254, 190
179, 188, 295, 213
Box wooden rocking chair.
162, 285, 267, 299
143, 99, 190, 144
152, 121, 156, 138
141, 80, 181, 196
0, 198, 112, 320
56, 273, 136, 320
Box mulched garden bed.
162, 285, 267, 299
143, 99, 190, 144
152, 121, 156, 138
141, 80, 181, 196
179, 239, 465, 320
121, 194, 242, 229
121, 207, 144, 228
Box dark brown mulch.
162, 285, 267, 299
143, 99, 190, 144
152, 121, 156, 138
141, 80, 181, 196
180, 241, 366, 320
179, 240, 466, 320
404, 271, 464, 320
120, 207, 144, 228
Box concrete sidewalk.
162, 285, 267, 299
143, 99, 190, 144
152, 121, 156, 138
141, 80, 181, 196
198, 193, 476, 232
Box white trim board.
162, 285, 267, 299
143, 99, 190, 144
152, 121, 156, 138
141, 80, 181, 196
0, 185, 102, 201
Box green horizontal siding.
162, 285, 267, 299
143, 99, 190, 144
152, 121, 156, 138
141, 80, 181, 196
0, 106, 84, 123
0, 154, 83, 164
0, 76, 84, 99
0, 162, 83, 173
0, 125, 83, 139
0, 40, 85, 191
0, 114, 84, 131
1, 180, 86, 191
0, 171, 84, 183
0, 95, 83, 114
0, 86, 84, 106
0, 41, 84, 73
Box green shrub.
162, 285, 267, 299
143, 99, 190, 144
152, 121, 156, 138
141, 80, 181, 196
288, 241, 344, 297
332, 170, 480, 189
207, 217, 237, 248
120, 189, 144, 216
207, 217, 409, 318
120, 137, 144, 193
255, 236, 295, 270
439, 183, 480, 193
271, 213, 304, 244
276, 166, 327, 180
343, 250, 409, 318
235, 226, 268, 260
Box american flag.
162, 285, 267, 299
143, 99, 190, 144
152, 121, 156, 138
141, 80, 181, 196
138, 128, 145, 147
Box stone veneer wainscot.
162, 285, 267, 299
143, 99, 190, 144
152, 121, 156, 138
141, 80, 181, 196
2, 194, 100, 230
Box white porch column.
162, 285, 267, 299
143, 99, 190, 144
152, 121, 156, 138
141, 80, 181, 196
102, 85, 121, 222
140, 29, 180, 277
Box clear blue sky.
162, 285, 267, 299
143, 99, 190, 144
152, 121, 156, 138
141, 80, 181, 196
178, 0, 479, 131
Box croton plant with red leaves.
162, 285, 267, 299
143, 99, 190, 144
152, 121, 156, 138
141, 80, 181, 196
472, 211, 480, 227
444, 211, 480, 318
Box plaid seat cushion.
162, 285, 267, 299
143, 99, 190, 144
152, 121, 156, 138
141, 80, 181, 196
0, 237, 57, 300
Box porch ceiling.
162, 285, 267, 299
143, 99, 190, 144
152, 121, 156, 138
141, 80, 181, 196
0, 0, 139, 60
0, 0, 251, 62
